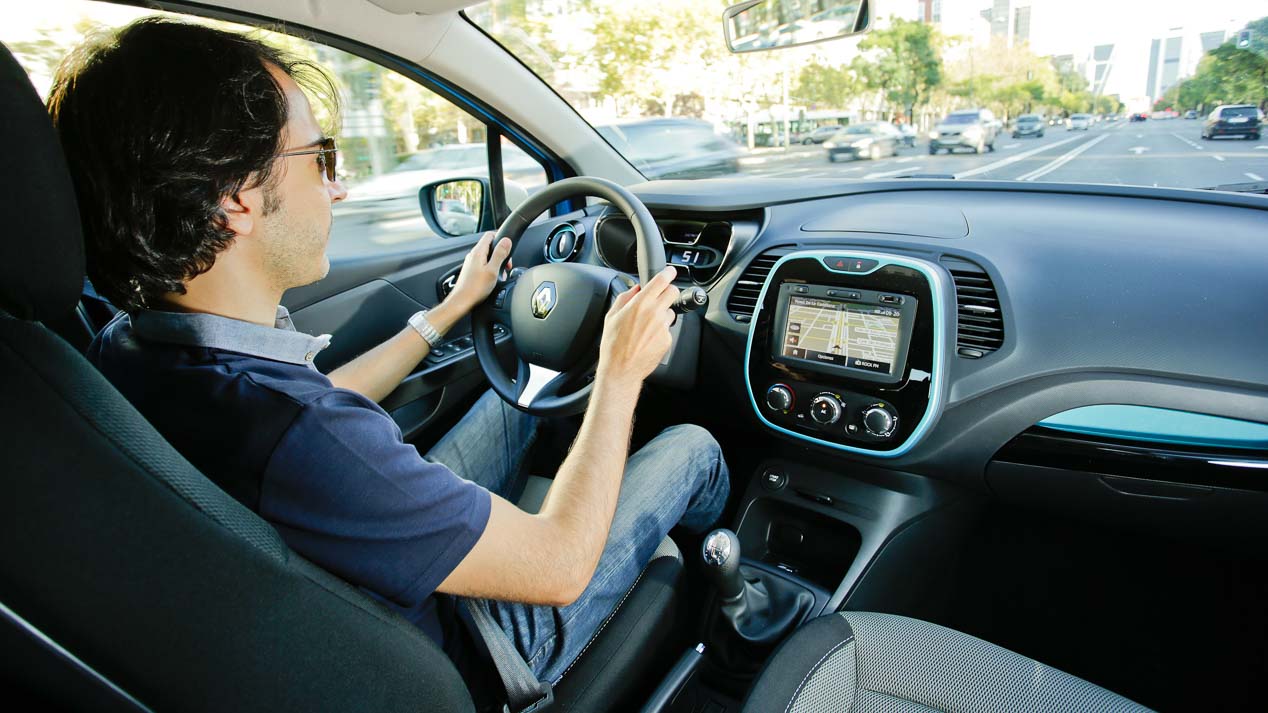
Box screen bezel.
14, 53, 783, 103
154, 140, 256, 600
770, 283, 919, 385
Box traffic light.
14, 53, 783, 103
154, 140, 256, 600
1237, 30, 1252, 49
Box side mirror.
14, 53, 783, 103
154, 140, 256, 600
419, 178, 487, 238
419, 177, 538, 237
723, 0, 870, 54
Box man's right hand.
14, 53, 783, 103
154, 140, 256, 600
597, 266, 680, 390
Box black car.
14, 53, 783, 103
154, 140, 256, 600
823, 122, 902, 161
597, 118, 745, 179
1130, 112, 1148, 122
1202, 105, 1262, 140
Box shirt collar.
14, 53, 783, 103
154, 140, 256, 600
130, 305, 332, 369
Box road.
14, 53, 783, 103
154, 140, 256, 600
327, 118, 1267, 258
738, 118, 1268, 188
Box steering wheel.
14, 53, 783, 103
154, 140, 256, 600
471, 176, 665, 417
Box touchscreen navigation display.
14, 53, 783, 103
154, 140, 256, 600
781, 296, 902, 374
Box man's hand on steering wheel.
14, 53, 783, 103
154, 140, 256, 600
446, 232, 513, 313
598, 265, 680, 389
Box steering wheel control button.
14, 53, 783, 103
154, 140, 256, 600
810, 394, 842, 425
765, 384, 794, 412
823, 256, 879, 273
863, 405, 898, 438
761, 468, 788, 492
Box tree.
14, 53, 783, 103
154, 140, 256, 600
795, 61, 859, 109
850, 18, 946, 122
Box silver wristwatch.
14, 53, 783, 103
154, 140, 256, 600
408, 310, 442, 348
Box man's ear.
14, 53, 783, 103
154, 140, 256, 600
220, 188, 259, 237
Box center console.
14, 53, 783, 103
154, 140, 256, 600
743, 250, 951, 457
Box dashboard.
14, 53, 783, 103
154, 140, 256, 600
508, 178, 1268, 503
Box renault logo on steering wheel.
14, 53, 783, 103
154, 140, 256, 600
531, 281, 557, 319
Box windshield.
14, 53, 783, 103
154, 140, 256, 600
469, 0, 1267, 192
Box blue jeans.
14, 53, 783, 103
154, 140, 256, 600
426, 389, 730, 683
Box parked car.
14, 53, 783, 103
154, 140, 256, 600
597, 118, 744, 179
1012, 114, 1046, 138
928, 108, 998, 154
1068, 114, 1092, 131
1202, 105, 1262, 140
823, 121, 902, 161
801, 125, 845, 144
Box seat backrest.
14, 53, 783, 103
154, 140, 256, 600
0, 40, 474, 713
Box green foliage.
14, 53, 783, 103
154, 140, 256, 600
795, 61, 859, 108
1159, 17, 1268, 112
850, 18, 945, 120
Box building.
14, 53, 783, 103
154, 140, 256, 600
978, 0, 1031, 47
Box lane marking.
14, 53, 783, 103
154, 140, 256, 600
1128, 146, 1149, 155
1247, 172, 1265, 181
864, 166, 923, 179
1017, 135, 1110, 181
953, 134, 1085, 178
896, 157, 915, 163
1170, 132, 1204, 151
1003, 143, 1021, 149
1213, 155, 1225, 162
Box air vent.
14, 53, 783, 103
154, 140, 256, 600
727, 246, 794, 322
942, 257, 1004, 358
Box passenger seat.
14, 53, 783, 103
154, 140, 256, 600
740, 611, 1151, 712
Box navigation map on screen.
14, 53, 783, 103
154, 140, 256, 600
781, 296, 901, 374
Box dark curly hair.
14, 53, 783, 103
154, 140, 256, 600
47, 18, 339, 311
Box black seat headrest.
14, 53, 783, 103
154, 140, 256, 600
0, 42, 85, 321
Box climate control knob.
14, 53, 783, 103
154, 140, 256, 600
862, 405, 898, 438
765, 384, 794, 412
810, 394, 843, 425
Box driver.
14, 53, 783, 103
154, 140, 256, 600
50, 19, 729, 688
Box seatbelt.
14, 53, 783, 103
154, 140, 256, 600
463, 599, 553, 713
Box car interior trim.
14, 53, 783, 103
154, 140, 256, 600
1038, 404, 1268, 450
742, 250, 948, 458
0, 598, 153, 712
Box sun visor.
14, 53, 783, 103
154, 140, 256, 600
365, 0, 474, 15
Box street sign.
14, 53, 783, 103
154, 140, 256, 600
1237, 30, 1252, 49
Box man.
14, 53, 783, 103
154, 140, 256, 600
49, 18, 728, 688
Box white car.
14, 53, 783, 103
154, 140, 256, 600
1068, 114, 1092, 131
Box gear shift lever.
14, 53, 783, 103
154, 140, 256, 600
701, 528, 814, 647
702, 529, 744, 601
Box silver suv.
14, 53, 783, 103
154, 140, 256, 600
929, 109, 998, 154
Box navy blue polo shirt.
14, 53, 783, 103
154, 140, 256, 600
87, 306, 491, 649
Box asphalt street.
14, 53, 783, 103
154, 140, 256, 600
327, 118, 1267, 258
738, 117, 1268, 188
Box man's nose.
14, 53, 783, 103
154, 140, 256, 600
329, 178, 348, 204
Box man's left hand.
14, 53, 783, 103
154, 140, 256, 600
446, 232, 513, 314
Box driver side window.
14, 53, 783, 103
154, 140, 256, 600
3, 1, 549, 259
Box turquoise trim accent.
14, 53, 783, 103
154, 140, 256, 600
742, 251, 948, 458
1039, 405, 1268, 450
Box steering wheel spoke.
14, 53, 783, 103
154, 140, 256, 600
514, 360, 565, 408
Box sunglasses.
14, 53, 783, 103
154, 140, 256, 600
276, 137, 338, 181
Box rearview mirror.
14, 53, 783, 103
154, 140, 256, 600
723, 0, 870, 54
